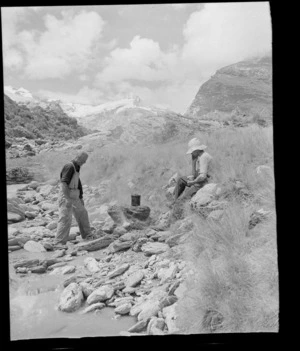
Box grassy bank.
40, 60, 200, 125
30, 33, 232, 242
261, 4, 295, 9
8, 123, 277, 332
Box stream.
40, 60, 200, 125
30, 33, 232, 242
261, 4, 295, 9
7, 184, 136, 340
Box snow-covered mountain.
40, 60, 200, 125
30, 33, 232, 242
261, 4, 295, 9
4, 85, 198, 144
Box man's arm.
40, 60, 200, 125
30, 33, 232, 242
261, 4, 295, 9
61, 182, 71, 200
188, 154, 210, 185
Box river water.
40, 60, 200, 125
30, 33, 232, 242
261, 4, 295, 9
7, 184, 136, 340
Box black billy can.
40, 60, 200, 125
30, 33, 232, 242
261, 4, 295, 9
131, 194, 141, 206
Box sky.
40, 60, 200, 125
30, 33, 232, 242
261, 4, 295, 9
1, 3, 272, 113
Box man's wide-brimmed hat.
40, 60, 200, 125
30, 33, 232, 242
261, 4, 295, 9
186, 138, 207, 154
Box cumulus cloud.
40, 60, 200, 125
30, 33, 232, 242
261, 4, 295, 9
181, 2, 272, 78
36, 86, 105, 105
17, 10, 105, 79
95, 35, 182, 83
94, 2, 271, 112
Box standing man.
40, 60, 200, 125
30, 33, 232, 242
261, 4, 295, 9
55, 151, 95, 245
173, 138, 213, 202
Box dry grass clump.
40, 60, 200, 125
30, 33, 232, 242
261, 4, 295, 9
176, 167, 278, 333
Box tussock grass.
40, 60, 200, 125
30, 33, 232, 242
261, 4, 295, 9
176, 168, 278, 333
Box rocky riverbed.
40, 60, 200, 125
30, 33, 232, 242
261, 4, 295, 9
7, 180, 197, 338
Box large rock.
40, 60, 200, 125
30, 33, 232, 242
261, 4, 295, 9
75, 235, 113, 252
125, 271, 144, 288
108, 263, 130, 279
127, 319, 148, 333
137, 301, 161, 322
162, 303, 179, 334
141, 242, 170, 256
109, 240, 133, 253
23, 240, 46, 253
39, 184, 54, 197
84, 257, 100, 273
13, 258, 40, 269
147, 317, 166, 335
41, 202, 57, 212
190, 183, 218, 209
58, 283, 84, 312
115, 303, 132, 315
87, 285, 114, 305
81, 303, 105, 314
157, 263, 178, 284
108, 205, 151, 224
7, 197, 26, 223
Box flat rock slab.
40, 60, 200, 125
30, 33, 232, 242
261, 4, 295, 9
75, 236, 113, 252
110, 240, 133, 253
14, 258, 40, 269
108, 205, 151, 223
81, 303, 105, 314
141, 242, 170, 256
23, 240, 46, 253
108, 263, 130, 279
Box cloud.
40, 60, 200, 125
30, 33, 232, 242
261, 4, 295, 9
95, 35, 182, 83
181, 2, 272, 78
19, 10, 105, 79
36, 86, 105, 105
93, 2, 271, 112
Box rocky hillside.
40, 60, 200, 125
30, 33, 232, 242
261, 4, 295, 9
185, 56, 272, 119
61, 97, 199, 144
4, 94, 90, 142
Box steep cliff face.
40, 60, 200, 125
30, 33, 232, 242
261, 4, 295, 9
185, 56, 272, 119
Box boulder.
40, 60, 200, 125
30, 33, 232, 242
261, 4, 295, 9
28, 181, 39, 190
13, 258, 40, 269
109, 240, 133, 253
25, 211, 37, 219
102, 217, 117, 234
127, 319, 148, 333
141, 242, 170, 256
132, 237, 148, 252
41, 203, 57, 212
7, 213, 24, 223
58, 283, 84, 312
115, 303, 132, 315
108, 263, 130, 279
157, 263, 178, 284
108, 205, 150, 223
123, 206, 151, 221
162, 303, 179, 334
75, 235, 113, 252
84, 257, 100, 273
23, 240, 46, 253
39, 184, 54, 197
63, 275, 78, 288
190, 183, 218, 210
30, 265, 47, 274
165, 234, 184, 247
125, 271, 144, 288
137, 301, 161, 322
79, 282, 95, 298
147, 317, 166, 335
81, 303, 105, 314
46, 221, 57, 230
87, 285, 114, 305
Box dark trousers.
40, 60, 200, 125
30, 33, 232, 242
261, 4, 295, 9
173, 176, 208, 200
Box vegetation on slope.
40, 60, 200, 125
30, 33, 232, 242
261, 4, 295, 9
25, 123, 277, 333
4, 94, 90, 141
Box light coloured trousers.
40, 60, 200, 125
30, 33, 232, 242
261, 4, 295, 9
55, 193, 91, 243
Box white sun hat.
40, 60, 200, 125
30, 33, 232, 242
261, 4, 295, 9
186, 138, 207, 154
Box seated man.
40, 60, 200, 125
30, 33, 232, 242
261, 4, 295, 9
173, 138, 213, 203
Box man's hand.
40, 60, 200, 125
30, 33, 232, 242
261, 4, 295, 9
187, 175, 194, 181
80, 198, 84, 206
186, 180, 195, 187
